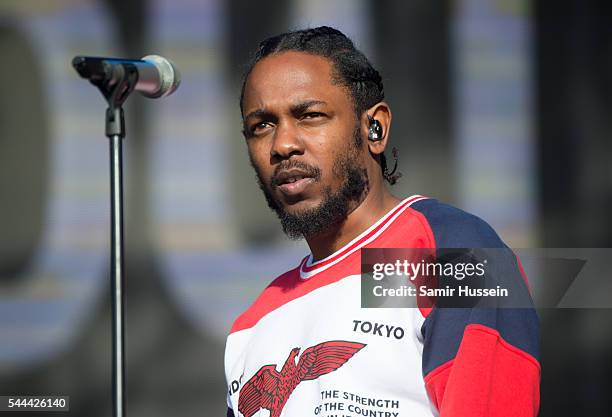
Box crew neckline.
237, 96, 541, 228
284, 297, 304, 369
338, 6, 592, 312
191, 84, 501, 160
298, 194, 428, 279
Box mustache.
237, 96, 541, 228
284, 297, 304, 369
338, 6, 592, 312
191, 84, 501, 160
271, 160, 322, 186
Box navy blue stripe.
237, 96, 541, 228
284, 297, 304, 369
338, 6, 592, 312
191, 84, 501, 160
412, 199, 504, 249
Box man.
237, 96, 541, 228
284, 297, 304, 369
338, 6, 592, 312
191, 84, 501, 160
225, 26, 540, 417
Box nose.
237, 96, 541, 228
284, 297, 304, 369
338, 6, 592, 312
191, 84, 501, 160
270, 121, 304, 160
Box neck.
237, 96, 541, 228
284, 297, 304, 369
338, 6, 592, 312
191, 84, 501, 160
305, 187, 401, 262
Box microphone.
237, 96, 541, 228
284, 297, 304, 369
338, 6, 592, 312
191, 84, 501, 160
72, 55, 181, 98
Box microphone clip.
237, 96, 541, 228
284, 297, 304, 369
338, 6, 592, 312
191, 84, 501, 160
72, 57, 139, 138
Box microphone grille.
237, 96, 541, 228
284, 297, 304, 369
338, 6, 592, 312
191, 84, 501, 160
141, 55, 181, 98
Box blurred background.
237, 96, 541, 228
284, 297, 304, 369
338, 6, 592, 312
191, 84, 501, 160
0, 0, 610, 416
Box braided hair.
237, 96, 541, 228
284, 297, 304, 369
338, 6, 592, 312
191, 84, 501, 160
240, 26, 401, 185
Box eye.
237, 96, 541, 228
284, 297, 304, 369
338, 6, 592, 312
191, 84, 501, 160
302, 112, 324, 119
249, 121, 273, 136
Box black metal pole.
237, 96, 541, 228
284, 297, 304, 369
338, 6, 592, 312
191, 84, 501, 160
105, 90, 131, 417
109, 131, 125, 417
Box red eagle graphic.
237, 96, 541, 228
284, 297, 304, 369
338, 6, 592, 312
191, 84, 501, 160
238, 340, 366, 417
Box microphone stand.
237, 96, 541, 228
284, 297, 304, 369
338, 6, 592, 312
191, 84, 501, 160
73, 60, 139, 417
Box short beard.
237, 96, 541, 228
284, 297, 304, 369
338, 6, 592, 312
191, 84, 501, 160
253, 126, 369, 240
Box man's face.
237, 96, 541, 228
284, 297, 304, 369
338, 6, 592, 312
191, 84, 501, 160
241, 51, 369, 239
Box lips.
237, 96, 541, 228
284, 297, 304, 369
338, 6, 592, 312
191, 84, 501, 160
273, 169, 316, 196
277, 177, 315, 195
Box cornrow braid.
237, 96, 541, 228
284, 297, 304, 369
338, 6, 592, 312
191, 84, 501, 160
297, 26, 344, 48
381, 147, 402, 185
240, 26, 400, 185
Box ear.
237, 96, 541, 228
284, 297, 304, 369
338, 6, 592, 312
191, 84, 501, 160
362, 102, 392, 156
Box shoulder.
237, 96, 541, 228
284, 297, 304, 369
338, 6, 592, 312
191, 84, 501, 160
410, 198, 506, 248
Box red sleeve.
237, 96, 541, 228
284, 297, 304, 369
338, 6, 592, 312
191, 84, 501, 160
424, 323, 540, 417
